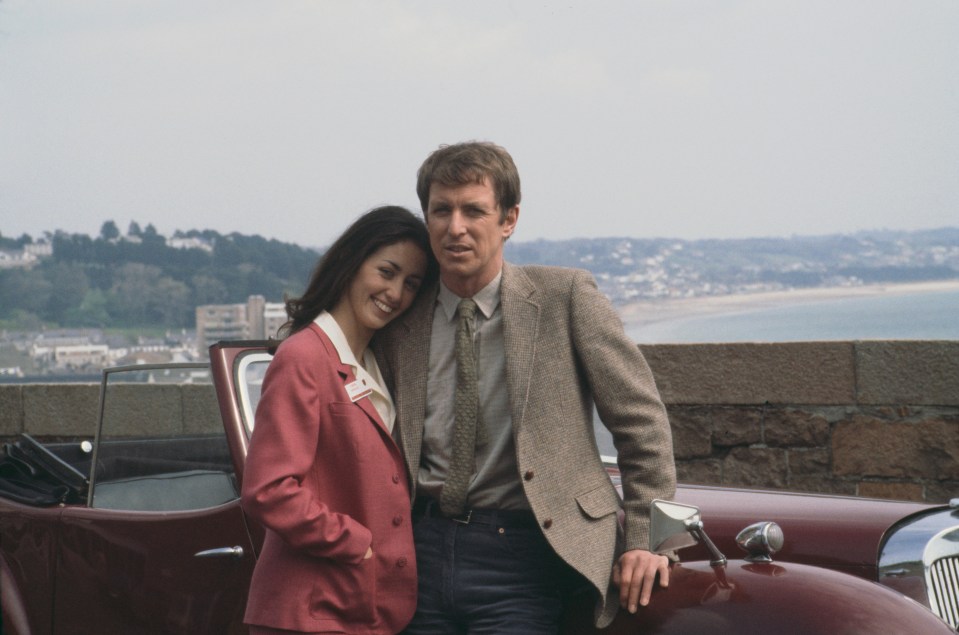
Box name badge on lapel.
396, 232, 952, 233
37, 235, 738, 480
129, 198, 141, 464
345, 379, 372, 403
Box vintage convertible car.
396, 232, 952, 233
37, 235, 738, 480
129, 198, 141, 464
0, 340, 955, 633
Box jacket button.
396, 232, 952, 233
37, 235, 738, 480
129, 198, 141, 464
524, 470, 534, 481
543, 518, 553, 529
392, 474, 400, 483
397, 556, 408, 568
393, 515, 403, 526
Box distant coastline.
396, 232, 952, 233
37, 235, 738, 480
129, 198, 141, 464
617, 279, 959, 330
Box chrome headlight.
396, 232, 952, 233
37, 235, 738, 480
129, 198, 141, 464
736, 521, 785, 563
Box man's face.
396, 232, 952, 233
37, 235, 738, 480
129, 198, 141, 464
425, 178, 519, 298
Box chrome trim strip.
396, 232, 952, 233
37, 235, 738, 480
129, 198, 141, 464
235, 351, 274, 435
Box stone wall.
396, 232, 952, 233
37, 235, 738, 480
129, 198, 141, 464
642, 341, 959, 503
1, 341, 956, 503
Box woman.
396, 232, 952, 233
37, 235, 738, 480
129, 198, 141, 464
241, 206, 437, 635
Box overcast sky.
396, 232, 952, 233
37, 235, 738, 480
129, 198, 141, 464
1, 0, 956, 249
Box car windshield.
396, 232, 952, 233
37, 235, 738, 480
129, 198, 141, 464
90, 364, 237, 511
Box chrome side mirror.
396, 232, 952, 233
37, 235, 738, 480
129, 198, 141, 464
650, 500, 701, 553
650, 499, 727, 567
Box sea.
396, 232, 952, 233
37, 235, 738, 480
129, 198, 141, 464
626, 287, 959, 344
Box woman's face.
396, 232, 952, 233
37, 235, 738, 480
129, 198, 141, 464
335, 240, 427, 339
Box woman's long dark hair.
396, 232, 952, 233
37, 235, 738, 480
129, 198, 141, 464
280, 205, 437, 337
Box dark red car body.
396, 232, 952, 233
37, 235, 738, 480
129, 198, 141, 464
0, 340, 955, 634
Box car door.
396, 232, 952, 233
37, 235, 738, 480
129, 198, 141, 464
208, 341, 276, 503
52, 364, 256, 634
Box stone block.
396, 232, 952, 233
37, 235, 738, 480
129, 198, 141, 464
832, 415, 959, 480
788, 448, 831, 476
22, 383, 99, 437
711, 408, 762, 447
722, 447, 788, 489
764, 408, 831, 447
858, 481, 924, 502
924, 480, 959, 504
641, 342, 855, 405
856, 341, 959, 406
666, 407, 713, 459
676, 459, 722, 485
0, 385, 23, 437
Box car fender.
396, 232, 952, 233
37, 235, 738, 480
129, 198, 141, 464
570, 559, 955, 634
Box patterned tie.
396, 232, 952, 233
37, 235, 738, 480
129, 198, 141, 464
440, 298, 479, 516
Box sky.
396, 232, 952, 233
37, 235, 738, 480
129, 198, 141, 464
1, 0, 957, 249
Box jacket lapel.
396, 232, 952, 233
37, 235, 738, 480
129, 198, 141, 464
501, 263, 540, 433
340, 366, 391, 435
388, 269, 541, 484
390, 285, 437, 485
312, 323, 389, 435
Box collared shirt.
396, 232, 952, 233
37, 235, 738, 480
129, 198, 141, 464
314, 311, 395, 433
417, 273, 529, 510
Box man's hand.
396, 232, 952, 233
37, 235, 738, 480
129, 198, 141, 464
612, 549, 670, 613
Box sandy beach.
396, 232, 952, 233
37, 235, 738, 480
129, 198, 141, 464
617, 279, 959, 329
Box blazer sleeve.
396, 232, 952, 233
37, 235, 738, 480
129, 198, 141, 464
569, 270, 676, 552
240, 336, 372, 563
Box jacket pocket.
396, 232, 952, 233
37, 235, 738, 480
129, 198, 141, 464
575, 483, 620, 519
310, 557, 377, 624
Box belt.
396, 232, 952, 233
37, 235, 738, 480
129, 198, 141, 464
412, 496, 539, 529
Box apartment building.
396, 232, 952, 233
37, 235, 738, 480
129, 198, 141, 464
195, 295, 286, 351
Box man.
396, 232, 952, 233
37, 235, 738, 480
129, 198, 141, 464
377, 141, 675, 633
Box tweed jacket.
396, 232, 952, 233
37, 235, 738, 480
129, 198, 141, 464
242, 324, 417, 634
376, 262, 676, 628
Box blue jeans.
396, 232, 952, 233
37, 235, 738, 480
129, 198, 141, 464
402, 507, 585, 635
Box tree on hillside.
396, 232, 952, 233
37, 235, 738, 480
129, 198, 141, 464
52, 232, 96, 262
150, 277, 192, 326
111, 263, 192, 327
108, 263, 165, 324
66, 288, 111, 327
4, 225, 317, 329
0, 232, 34, 248
0, 269, 52, 320
100, 220, 120, 241
45, 263, 90, 321
191, 273, 229, 305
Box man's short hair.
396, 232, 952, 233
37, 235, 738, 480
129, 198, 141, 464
416, 141, 521, 222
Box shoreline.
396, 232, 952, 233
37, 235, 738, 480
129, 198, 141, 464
617, 279, 959, 329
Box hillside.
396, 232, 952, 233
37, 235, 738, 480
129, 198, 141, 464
1, 224, 958, 330
505, 227, 959, 303
0, 225, 318, 330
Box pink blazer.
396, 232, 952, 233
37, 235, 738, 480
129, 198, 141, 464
241, 324, 416, 634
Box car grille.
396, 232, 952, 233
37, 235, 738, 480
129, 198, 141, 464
928, 554, 959, 630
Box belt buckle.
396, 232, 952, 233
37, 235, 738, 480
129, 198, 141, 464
452, 510, 472, 525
